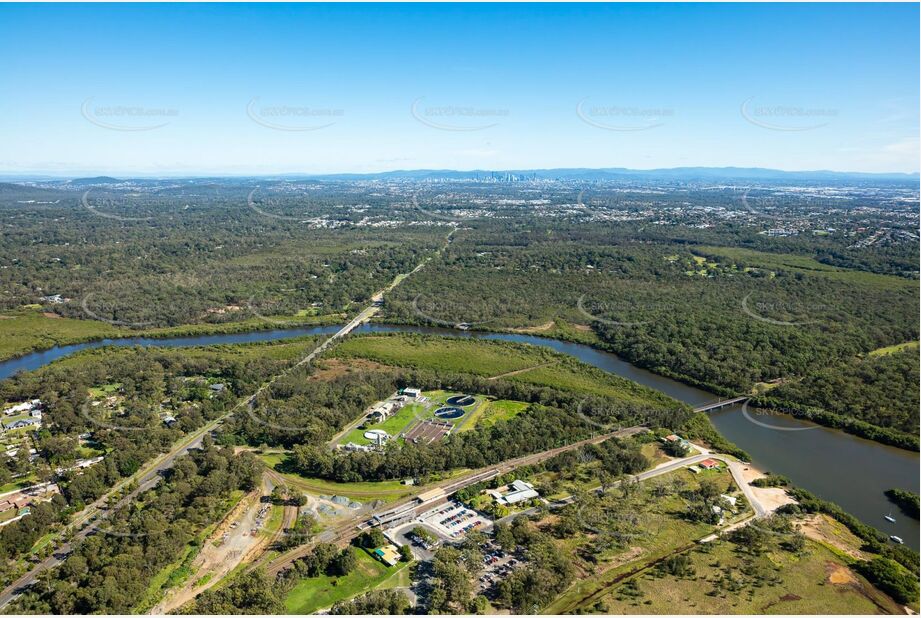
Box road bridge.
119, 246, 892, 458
693, 396, 749, 413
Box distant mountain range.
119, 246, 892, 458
295, 167, 919, 183
3, 166, 918, 185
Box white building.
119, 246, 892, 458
3, 400, 41, 416
488, 480, 540, 506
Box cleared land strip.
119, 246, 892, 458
487, 361, 559, 380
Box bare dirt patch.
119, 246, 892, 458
738, 465, 795, 512
826, 562, 859, 586
42, 312, 62, 319
205, 304, 243, 315
800, 514, 869, 561
508, 321, 555, 333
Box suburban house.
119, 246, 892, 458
698, 458, 720, 470
3, 417, 41, 432
662, 434, 691, 449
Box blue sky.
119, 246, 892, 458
1, 3, 918, 175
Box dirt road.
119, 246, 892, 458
151, 473, 300, 614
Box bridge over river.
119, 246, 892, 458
693, 396, 750, 413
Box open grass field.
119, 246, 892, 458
868, 340, 919, 357
540, 460, 905, 615
260, 453, 414, 502
0, 308, 123, 362
588, 539, 902, 615
543, 468, 753, 614
335, 335, 682, 409
283, 548, 409, 614
32, 333, 324, 379
0, 476, 37, 494
465, 399, 530, 430
693, 246, 916, 289
87, 382, 122, 397
336, 335, 555, 377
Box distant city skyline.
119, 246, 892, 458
1, 3, 918, 175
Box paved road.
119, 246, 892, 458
0, 244, 446, 610
495, 446, 770, 525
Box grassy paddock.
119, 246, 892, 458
470, 399, 530, 429
591, 539, 903, 615
335, 334, 681, 409
283, 548, 408, 614
868, 340, 919, 357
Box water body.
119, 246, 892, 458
1, 322, 917, 548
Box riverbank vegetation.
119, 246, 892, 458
781, 488, 919, 578
885, 489, 919, 520
756, 349, 919, 448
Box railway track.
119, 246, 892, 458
260, 427, 643, 578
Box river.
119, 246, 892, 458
1, 322, 917, 548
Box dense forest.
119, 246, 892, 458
383, 223, 918, 444
764, 349, 919, 434
0, 183, 443, 327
